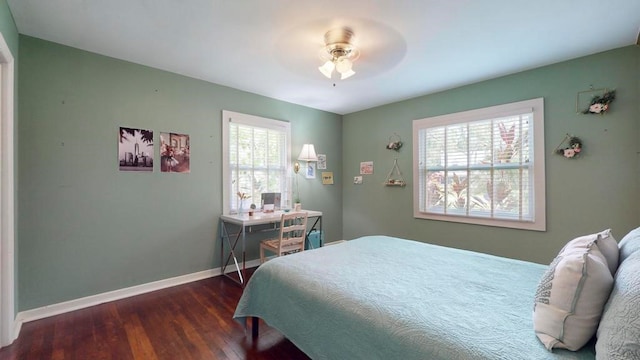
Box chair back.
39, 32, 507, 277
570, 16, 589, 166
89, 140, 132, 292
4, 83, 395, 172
278, 212, 308, 248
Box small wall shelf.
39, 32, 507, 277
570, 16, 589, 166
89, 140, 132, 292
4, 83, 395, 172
384, 180, 406, 187
384, 159, 406, 187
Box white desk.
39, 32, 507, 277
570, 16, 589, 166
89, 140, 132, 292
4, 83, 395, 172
219, 210, 322, 286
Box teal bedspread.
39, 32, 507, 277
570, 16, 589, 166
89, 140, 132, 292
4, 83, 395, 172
234, 236, 596, 359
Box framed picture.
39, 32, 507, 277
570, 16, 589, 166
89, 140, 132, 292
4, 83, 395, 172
353, 176, 363, 185
119, 127, 154, 172
317, 154, 327, 169
360, 161, 374, 175
321, 172, 334, 185
160, 132, 190, 173
305, 162, 316, 179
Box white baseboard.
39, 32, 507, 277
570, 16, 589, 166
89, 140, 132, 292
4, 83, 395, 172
11, 320, 20, 344
15, 259, 262, 329
324, 240, 347, 246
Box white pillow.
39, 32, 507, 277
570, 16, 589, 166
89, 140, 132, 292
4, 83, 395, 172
594, 229, 619, 275
555, 229, 618, 275
533, 234, 614, 351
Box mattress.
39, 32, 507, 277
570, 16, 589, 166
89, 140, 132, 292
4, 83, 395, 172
234, 235, 596, 359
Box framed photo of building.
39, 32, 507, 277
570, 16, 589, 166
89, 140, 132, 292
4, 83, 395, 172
119, 127, 154, 171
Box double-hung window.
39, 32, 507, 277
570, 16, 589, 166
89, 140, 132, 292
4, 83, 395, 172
413, 98, 545, 231
222, 110, 291, 215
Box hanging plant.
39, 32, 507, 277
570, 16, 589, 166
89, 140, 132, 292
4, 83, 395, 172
583, 90, 616, 114
386, 133, 403, 151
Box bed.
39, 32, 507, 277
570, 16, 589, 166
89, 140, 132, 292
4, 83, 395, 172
234, 231, 640, 359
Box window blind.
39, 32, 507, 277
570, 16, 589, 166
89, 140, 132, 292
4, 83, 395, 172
413, 98, 545, 231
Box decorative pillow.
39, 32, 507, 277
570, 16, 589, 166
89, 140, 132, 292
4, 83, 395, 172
553, 229, 618, 275
533, 234, 614, 351
595, 229, 619, 275
617, 226, 640, 264
596, 249, 640, 359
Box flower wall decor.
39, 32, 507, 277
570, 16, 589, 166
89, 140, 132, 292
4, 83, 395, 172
554, 134, 582, 159
584, 90, 616, 114
576, 87, 616, 115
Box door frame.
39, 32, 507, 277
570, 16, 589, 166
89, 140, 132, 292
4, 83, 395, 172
0, 32, 16, 347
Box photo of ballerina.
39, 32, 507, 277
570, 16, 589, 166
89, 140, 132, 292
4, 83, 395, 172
160, 132, 190, 173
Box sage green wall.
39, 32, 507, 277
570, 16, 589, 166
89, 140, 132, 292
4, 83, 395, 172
17, 35, 342, 311
0, 0, 18, 54
342, 46, 640, 265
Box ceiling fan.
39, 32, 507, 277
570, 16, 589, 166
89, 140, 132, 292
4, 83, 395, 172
317, 27, 360, 80
272, 19, 406, 83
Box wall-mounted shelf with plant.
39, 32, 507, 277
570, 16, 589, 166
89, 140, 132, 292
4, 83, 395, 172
384, 159, 406, 187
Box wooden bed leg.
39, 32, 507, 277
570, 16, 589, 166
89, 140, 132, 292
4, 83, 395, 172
251, 317, 259, 339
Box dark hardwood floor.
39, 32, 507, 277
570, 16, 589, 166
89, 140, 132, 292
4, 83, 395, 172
0, 269, 310, 360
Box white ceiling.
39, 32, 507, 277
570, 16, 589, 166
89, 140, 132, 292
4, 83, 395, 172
7, 0, 640, 115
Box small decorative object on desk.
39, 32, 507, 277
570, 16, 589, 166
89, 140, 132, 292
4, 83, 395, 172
237, 191, 250, 214
554, 134, 582, 159
386, 133, 403, 152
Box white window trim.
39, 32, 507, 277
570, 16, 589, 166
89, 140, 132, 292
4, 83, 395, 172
412, 98, 546, 231
221, 110, 291, 215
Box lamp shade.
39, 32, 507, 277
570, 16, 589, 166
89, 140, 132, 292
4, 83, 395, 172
340, 69, 355, 80
318, 61, 335, 79
335, 57, 352, 73
298, 144, 318, 161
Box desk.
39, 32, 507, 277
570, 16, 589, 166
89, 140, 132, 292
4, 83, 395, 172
219, 210, 322, 286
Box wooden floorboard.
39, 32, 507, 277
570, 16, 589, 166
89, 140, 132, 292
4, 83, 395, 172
0, 269, 310, 360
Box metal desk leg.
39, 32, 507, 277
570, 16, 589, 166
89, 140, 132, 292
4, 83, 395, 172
240, 223, 246, 285
319, 216, 323, 246
220, 219, 245, 286
304, 215, 323, 249
220, 218, 229, 274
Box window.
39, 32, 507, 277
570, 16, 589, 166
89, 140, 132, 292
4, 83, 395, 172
412, 98, 545, 231
222, 111, 291, 215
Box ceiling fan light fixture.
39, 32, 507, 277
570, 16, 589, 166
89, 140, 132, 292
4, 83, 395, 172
335, 57, 352, 73
340, 69, 355, 80
318, 60, 335, 78
318, 28, 360, 80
